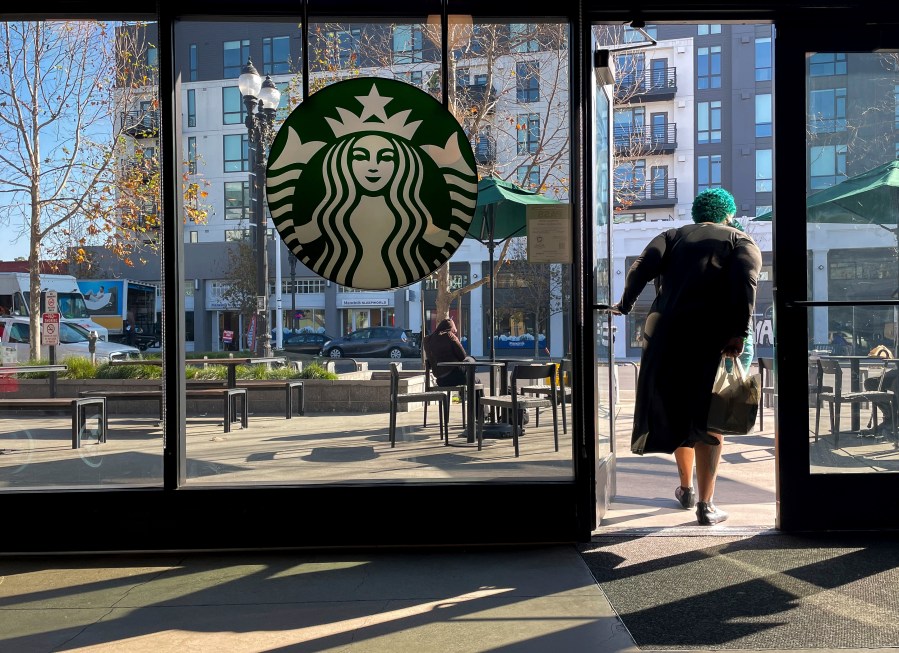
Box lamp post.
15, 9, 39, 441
238, 58, 281, 357
289, 254, 297, 330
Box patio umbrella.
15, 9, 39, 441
755, 158, 899, 227
468, 177, 562, 360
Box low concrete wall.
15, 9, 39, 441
2, 372, 428, 414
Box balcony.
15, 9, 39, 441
121, 109, 159, 139
615, 178, 678, 209
473, 138, 496, 165
615, 66, 677, 103
613, 123, 678, 155
455, 82, 497, 115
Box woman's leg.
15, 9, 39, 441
674, 447, 695, 487
695, 432, 724, 503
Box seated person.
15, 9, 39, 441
864, 363, 899, 433
423, 318, 473, 387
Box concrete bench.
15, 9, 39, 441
79, 388, 248, 432
0, 397, 107, 449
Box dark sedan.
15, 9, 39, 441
322, 327, 419, 359
282, 332, 335, 355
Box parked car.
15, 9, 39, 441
322, 327, 419, 359
0, 317, 142, 364
282, 332, 335, 355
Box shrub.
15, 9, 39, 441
298, 362, 339, 380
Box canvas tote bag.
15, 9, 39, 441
707, 357, 761, 435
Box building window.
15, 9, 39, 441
616, 159, 646, 193
516, 113, 540, 154
614, 212, 648, 223
755, 37, 772, 81
392, 25, 423, 64
222, 86, 246, 125
189, 231, 199, 243
756, 205, 772, 217
622, 25, 656, 42
263, 36, 291, 75
615, 52, 644, 91
517, 165, 540, 189
189, 43, 198, 81
187, 136, 197, 174
697, 46, 722, 89
755, 93, 773, 137
650, 166, 669, 198
613, 107, 645, 147
224, 39, 250, 78
186, 89, 196, 128
224, 181, 251, 220
756, 149, 773, 192
697, 100, 722, 144
291, 279, 327, 293
225, 229, 252, 241
510, 24, 538, 53
403, 70, 423, 87
809, 52, 847, 76
146, 45, 157, 67
698, 154, 722, 191
224, 134, 249, 172
810, 144, 847, 189
809, 87, 846, 133
697, 24, 722, 35
516, 61, 540, 102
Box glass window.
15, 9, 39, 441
755, 93, 773, 137
698, 154, 722, 191
697, 100, 722, 144
809, 87, 847, 133
225, 228, 252, 241
697, 45, 722, 89
756, 149, 773, 192
393, 25, 423, 64
755, 37, 772, 81
146, 44, 158, 67
224, 181, 251, 220
222, 86, 246, 125
224, 39, 250, 78
223, 134, 249, 172
187, 88, 196, 127
516, 61, 540, 102
189, 43, 198, 81
614, 212, 647, 223
809, 144, 847, 189
613, 107, 644, 147
510, 24, 539, 53
263, 36, 291, 75
809, 52, 847, 76
187, 136, 197, 174
517, 165, 540, 189
615, 52, 645, 92
697, 24, 721, 35
189, 231, 199, 243
517, 113, 540, 154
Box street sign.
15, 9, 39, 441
42, 312, 60, 346
45, 290, 58, 314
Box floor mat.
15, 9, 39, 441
579, 533, 899, 650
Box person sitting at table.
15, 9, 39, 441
423, 317, 473, 387
864, 341, 898, 434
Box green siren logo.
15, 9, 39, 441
266, 78, 478, 290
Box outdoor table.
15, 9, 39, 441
818, 355, 892, 431
108, 357, 286, 389
437, 360, 504, 444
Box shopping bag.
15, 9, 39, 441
707, 357, 760, 435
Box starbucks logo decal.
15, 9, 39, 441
266, 78, 478, 290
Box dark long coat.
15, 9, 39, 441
617, 223, 762, 454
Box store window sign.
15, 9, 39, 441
338, 297, 391, 308
267, 78, 478, 291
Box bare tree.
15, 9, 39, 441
0, 21, 208, 359
219, 235, 260, 350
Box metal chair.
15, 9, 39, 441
388, 362, 449, 448
814, 358, 896, 447
757, 357, 775, 431
477, 363, 559, 457
423, 360, 482, 430
520, 358, 572, 434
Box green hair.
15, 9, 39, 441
691, 188, 737, 224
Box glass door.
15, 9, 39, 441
592, 39, 616, 522
776, 25, 899, 530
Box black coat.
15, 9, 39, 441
617, 223, 762, 454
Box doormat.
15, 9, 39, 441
579, 533, 899, 650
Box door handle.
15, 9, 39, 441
593, 304, 612, 311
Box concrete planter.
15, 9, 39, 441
2, 372, 427, 414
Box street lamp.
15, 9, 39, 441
289, 254, 297, 331
238, 58, 281, 356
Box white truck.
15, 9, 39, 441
0, 272, 109, 341
76, 279, 159, 350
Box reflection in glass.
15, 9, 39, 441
806, 52, 899, 474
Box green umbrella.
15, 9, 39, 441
755, 158, 899, 225
468, 176, 562, 360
